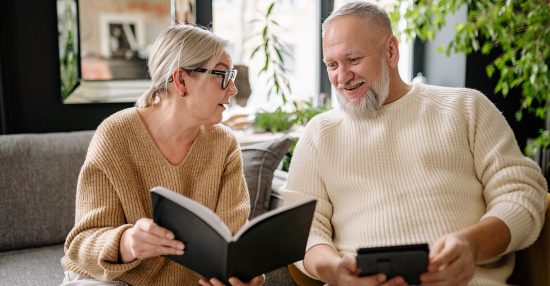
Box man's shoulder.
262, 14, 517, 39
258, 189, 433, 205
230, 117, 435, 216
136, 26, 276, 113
413, 84, 488, 112
304, 109, 345, 136
308, 109, 345, 128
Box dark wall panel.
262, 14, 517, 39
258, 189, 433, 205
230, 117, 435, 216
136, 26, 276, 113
1, 0, 132, 134
1, 0, 213, 135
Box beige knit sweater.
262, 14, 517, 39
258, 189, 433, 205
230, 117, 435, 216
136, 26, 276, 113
283, 83, 548, 285
61, 108, 250, 285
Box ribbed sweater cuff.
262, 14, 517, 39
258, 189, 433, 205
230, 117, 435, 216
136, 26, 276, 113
482, 203, 533, 254
98, 224, 141, 278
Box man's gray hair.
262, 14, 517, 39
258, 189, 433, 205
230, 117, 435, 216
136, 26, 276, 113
322, 1, 392, 38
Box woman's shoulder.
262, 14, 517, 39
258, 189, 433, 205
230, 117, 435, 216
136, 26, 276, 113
89, 108, 139, 156
97, 108, 139, 132
199, 124, 239, 157
202, 124, 237, 143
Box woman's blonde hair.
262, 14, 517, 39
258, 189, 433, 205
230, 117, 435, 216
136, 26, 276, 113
136, 24, 228, 107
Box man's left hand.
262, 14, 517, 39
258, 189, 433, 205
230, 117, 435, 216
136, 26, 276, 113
420, 233, 477, 286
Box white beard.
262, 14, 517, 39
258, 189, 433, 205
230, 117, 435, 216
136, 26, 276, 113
336, 58, 390, 119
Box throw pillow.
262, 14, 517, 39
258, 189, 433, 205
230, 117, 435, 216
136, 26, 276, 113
241, 135, 293, 218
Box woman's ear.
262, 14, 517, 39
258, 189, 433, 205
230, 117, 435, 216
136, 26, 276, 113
385, 35, 400, 69
171, 68, 188, 97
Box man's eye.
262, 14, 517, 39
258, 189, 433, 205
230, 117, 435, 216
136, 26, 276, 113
349, 57, 361, 64
326, 63, 337, 70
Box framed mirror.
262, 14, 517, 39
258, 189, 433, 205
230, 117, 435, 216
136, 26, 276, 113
56, 0, 196, 104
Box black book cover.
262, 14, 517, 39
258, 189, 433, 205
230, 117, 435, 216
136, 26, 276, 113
150, 186, 317, 283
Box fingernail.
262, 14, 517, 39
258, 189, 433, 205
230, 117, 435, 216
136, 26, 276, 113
378, 274, 386, 282
167, 232, 175, 239
177, 250, 184, 255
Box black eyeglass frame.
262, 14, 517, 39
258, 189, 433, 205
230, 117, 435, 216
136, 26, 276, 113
189, 67, 237, 89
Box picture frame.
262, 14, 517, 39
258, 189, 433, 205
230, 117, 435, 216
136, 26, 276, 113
99, 13, 145, 60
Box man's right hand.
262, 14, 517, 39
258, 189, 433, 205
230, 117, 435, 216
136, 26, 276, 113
304, 245, 407, 286
119, 218, 185, 263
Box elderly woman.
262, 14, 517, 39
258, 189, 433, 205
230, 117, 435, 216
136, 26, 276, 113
61, 24, 263, 286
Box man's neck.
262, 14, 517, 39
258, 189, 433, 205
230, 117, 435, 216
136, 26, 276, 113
384, 75, 412, 105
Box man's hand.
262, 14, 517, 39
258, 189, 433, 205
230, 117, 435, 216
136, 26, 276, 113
420, 233, 477, 286
305, 246, 406, 286
198, 275, 264, 286
323, 254, 407, 286
421, 217, 511, 285
119, 218, 185, 263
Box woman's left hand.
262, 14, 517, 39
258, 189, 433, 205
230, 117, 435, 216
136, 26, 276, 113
198, 275, 264, 286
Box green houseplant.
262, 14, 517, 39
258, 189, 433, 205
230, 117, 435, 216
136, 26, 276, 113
390, 0, 549, 171
249, 1, 292, 105
249, 1, 329, 134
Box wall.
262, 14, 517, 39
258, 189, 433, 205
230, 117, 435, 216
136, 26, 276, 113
0, 0, 211, 134
424, 6, 467, 87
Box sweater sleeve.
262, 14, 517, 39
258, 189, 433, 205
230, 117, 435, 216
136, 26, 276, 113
283, 119, 337, 277
467, 90, 548, 254
215, 141, 250, 234
62, 160, 140, 281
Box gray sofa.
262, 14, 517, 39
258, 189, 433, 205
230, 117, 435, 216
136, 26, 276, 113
0, 130, 295, 286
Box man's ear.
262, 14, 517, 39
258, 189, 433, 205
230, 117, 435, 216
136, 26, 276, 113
171, 68, 187, 96
385, 35, 400, 69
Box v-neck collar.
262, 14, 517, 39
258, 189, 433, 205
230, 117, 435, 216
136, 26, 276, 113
133, 108, 204, 168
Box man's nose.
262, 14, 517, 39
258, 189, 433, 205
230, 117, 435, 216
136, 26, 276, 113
337, 65, 353, 85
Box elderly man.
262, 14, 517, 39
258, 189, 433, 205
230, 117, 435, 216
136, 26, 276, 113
283, 2, 547, 286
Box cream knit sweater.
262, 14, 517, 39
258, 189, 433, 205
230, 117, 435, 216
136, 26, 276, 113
283, 83, 547, 285
61, 108, 250, 285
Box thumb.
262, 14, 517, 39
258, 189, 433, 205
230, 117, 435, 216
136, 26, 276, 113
341, 254, 358, 273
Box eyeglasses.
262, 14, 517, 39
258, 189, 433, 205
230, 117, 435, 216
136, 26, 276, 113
190, 67, 238, 89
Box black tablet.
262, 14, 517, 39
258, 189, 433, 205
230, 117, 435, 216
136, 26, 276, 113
356, 243, 429, 285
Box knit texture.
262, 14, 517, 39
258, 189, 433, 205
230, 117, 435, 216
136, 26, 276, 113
61, 108, 250, 285
283, 83, 548, 285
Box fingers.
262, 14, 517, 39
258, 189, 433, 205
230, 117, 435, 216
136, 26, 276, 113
135, 225, 184, 252
135, 218, 175, 240
122, 218, 185, 260
198, 278, 225, 286
340, 254, 359, 274
228, 276, 263, 286
421, 234, 476, 286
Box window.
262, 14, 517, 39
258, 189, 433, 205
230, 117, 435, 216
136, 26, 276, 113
213, 0, 320, 111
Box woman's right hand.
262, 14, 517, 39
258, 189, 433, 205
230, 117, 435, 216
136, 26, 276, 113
119, 218, 185, 263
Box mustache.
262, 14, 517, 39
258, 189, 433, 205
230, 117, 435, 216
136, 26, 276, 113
337, 79, 366, 90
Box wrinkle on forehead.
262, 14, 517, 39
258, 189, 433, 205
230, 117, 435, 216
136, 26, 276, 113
323, 16, 389, 62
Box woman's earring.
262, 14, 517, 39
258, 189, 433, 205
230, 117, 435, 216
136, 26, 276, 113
181, 93, 187, 97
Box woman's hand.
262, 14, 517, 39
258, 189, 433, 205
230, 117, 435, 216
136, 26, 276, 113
198, 275, 264, 286
119, 218, 184, 263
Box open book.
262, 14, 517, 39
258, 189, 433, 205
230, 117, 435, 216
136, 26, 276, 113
150, 186, 317, 283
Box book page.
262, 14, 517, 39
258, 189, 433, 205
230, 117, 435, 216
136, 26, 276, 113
151, 187, 232, 241
232, 198, 316, 241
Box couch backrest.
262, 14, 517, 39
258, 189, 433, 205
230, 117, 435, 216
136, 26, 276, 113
0, 131, 94, 251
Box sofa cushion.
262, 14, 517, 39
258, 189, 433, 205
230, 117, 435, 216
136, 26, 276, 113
242, 135, 293, 218
0, 244, 65, 286
0, 131, 94, 251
